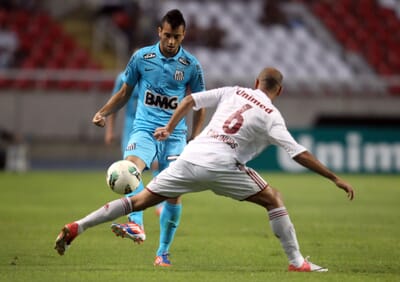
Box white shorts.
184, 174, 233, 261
146, 158, 268, 200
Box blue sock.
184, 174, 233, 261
125, 180, 144, 227
156, 201, 182, 256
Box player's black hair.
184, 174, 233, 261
160, 9, 186, 30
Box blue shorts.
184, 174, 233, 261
123, 129, 186, 171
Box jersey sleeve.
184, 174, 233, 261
122, 52, 140, 87
268, 115, 307, 158
192, 87, 230, 110
111, 72, 124, 96
189, 61, 206, 93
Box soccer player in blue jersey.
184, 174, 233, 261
54, 9, 206, 266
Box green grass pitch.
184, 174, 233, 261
0, 171, 399, 282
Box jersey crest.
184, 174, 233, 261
174, 70, 184, 81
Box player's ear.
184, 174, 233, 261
254, 78, 259, 89
277, 85, 283, 96
158, 26, 162, 37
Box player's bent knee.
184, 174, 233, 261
268, 186, 284, 207
253, 186, 284, 210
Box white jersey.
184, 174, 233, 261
179, 86, 307, 170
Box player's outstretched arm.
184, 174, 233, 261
188, 108, 206, 141
293, 151, 355, 200
92, 83, 133, 127
154, 95, 196, 140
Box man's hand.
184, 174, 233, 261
92, 112, 106, 127
154, 127, 170, 141
334, 178, 355, 201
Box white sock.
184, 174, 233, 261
268, 207, 304, 267
76, 198, 133, 233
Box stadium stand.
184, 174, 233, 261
0, 0, 399, 95
0, 5, 105, 90
1, 0, 399, 170
309, 0, 400, 94
159, 0, 395, 95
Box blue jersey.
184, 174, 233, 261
122, 42, 205, 135
111, 72, 138, 154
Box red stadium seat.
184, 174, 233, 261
57, 80, 76, 90
310, 0, 400, 81
1, 7, 104, 91
0, 77, 12, 89
13, 9, 30, 27
12, 78, 35, 90
99, 79, 115, 92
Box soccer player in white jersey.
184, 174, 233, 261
54, 67, 354, 272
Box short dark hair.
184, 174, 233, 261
258, 67, 283, 91
160, 9, 186, 30
264, 77, 281, 91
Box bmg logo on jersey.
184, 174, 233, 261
174, 70, 184, 81
145, 90, 178, 110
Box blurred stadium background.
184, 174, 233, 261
0, 0, 399, 173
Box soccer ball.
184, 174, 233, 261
106, 160, 141, 195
